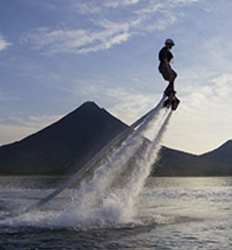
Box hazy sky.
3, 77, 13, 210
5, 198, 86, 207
1, 0, 232, 154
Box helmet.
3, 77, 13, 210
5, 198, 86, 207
165, 38, 175, 46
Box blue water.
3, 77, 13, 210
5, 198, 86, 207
0, 176, 231, 249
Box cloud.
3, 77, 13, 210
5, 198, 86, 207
0, 114, 62, 130
0, 114, 62, 145
22, 0, 202, 54
74, 0, 142, 14
101, 0, 141, 8
0, 123, 34, 145
163, 73, 232, 154
0, 36, 11, 51
100, 87, 159, 124
75, 81, 160, 124
77, 73, 232, 154
76, 0, 142, 13
22, 25, 131, 54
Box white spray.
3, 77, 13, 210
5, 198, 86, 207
97, 111, 172, 223
2, 97, 173, 228
71, 103, 167, 210
58, 108, 172, 226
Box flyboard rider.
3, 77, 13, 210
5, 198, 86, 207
158, 38, 180, 110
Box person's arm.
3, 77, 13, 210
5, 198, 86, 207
160, 48, 173, 74
164, 58, 172, 75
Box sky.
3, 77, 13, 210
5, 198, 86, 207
1, 0, 232, 154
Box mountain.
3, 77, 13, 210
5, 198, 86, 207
154, 141, 232, 176
0, 102, 128, 175
153, 147, 200, 176
198, 140, 232, 175
200, 140, 232, 164
0, 101, 232, 176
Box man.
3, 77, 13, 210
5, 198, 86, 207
158, 38, 177, 98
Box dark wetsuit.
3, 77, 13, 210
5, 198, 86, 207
158, 46, 177, 96
159, 46, 173, 64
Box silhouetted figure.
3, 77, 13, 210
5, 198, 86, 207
158, 39, 177, 97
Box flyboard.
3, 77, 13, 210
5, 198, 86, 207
163, 92, 180, 111
0, 94, 179, 220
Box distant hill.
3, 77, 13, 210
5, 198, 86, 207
200, 140, 232, 164
0, 101, 232, 176
154, 142, 232, 176
0, 102, 128, 175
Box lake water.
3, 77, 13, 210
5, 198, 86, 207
0, 176, 231, 249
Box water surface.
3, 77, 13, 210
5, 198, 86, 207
0, 176, 231, 250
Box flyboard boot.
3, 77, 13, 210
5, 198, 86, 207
163, 88, 180, 111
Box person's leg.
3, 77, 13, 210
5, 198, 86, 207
159, 64, 177, 97
164, 69, 177, 97
170, 69, 177, 91
164, 82, 174, 96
